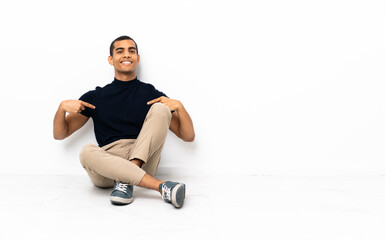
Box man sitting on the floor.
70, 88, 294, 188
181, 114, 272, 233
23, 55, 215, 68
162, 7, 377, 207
53, 35, 195, 208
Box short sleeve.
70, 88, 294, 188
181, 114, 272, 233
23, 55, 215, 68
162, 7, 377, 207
149, 85, 167, 100
79, 90, 96, 118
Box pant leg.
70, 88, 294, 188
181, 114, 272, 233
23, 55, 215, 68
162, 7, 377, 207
79, 140, 146, 187
79, 102, 171, 186
129, 102, 172, 176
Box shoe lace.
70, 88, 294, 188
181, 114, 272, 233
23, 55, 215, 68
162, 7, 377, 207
115, 182, 129, 192
162, 184, 172, 202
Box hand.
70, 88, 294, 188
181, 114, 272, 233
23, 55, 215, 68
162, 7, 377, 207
147, 96, 182, 112
60, 100, 95, 114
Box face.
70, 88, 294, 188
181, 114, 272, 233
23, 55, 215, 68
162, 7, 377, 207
108, 39, 140, 77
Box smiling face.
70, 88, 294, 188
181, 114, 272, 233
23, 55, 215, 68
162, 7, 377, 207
108, 39, 140, 80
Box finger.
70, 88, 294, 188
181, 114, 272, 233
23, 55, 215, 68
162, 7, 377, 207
147, 97, 161, 105
81, 101, 96, 109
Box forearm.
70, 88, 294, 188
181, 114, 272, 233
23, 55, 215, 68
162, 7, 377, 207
176, 104, 195, 142
53, 103, 69, 140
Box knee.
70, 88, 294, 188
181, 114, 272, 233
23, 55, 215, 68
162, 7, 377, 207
149, 103, 172, 121
79, 144, 97, 166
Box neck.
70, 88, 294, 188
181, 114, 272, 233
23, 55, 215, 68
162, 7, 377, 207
115, 72, 137, 81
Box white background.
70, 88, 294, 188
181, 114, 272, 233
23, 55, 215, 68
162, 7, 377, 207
0, 0, 384, 176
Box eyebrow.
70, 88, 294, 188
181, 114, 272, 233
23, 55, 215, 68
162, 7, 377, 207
115, 47, 137, 52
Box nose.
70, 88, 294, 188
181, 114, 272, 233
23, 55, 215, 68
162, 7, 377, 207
123, 50, 131, 58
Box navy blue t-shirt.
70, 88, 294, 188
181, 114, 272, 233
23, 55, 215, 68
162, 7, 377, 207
79, 78, 167, 147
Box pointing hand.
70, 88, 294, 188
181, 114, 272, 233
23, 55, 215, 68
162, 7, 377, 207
60, 100, 95, 114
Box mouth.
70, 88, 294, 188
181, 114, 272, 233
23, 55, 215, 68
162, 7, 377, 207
121, 60, 132, 65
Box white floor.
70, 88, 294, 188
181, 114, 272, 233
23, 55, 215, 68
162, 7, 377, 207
1, 174, 385, 240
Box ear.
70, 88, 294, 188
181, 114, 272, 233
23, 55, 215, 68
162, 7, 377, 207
137, 54, 140, 63
108, 55, 113, 65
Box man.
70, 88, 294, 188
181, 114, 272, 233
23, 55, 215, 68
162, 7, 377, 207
53, 36, 195, 208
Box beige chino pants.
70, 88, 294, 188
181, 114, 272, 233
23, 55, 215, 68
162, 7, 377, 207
79, 103, 172, 187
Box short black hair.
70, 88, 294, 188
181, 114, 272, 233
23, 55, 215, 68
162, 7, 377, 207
109, 35, 139, 56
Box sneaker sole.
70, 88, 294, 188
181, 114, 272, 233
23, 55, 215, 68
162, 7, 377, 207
171, 183, 186, 208
110, 196, 134, 205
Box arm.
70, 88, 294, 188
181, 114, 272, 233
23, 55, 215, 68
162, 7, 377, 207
147, 97, 195, 142
53, 100, 95, 140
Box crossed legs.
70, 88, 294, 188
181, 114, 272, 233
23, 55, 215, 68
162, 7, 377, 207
79, 103, 171, 192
